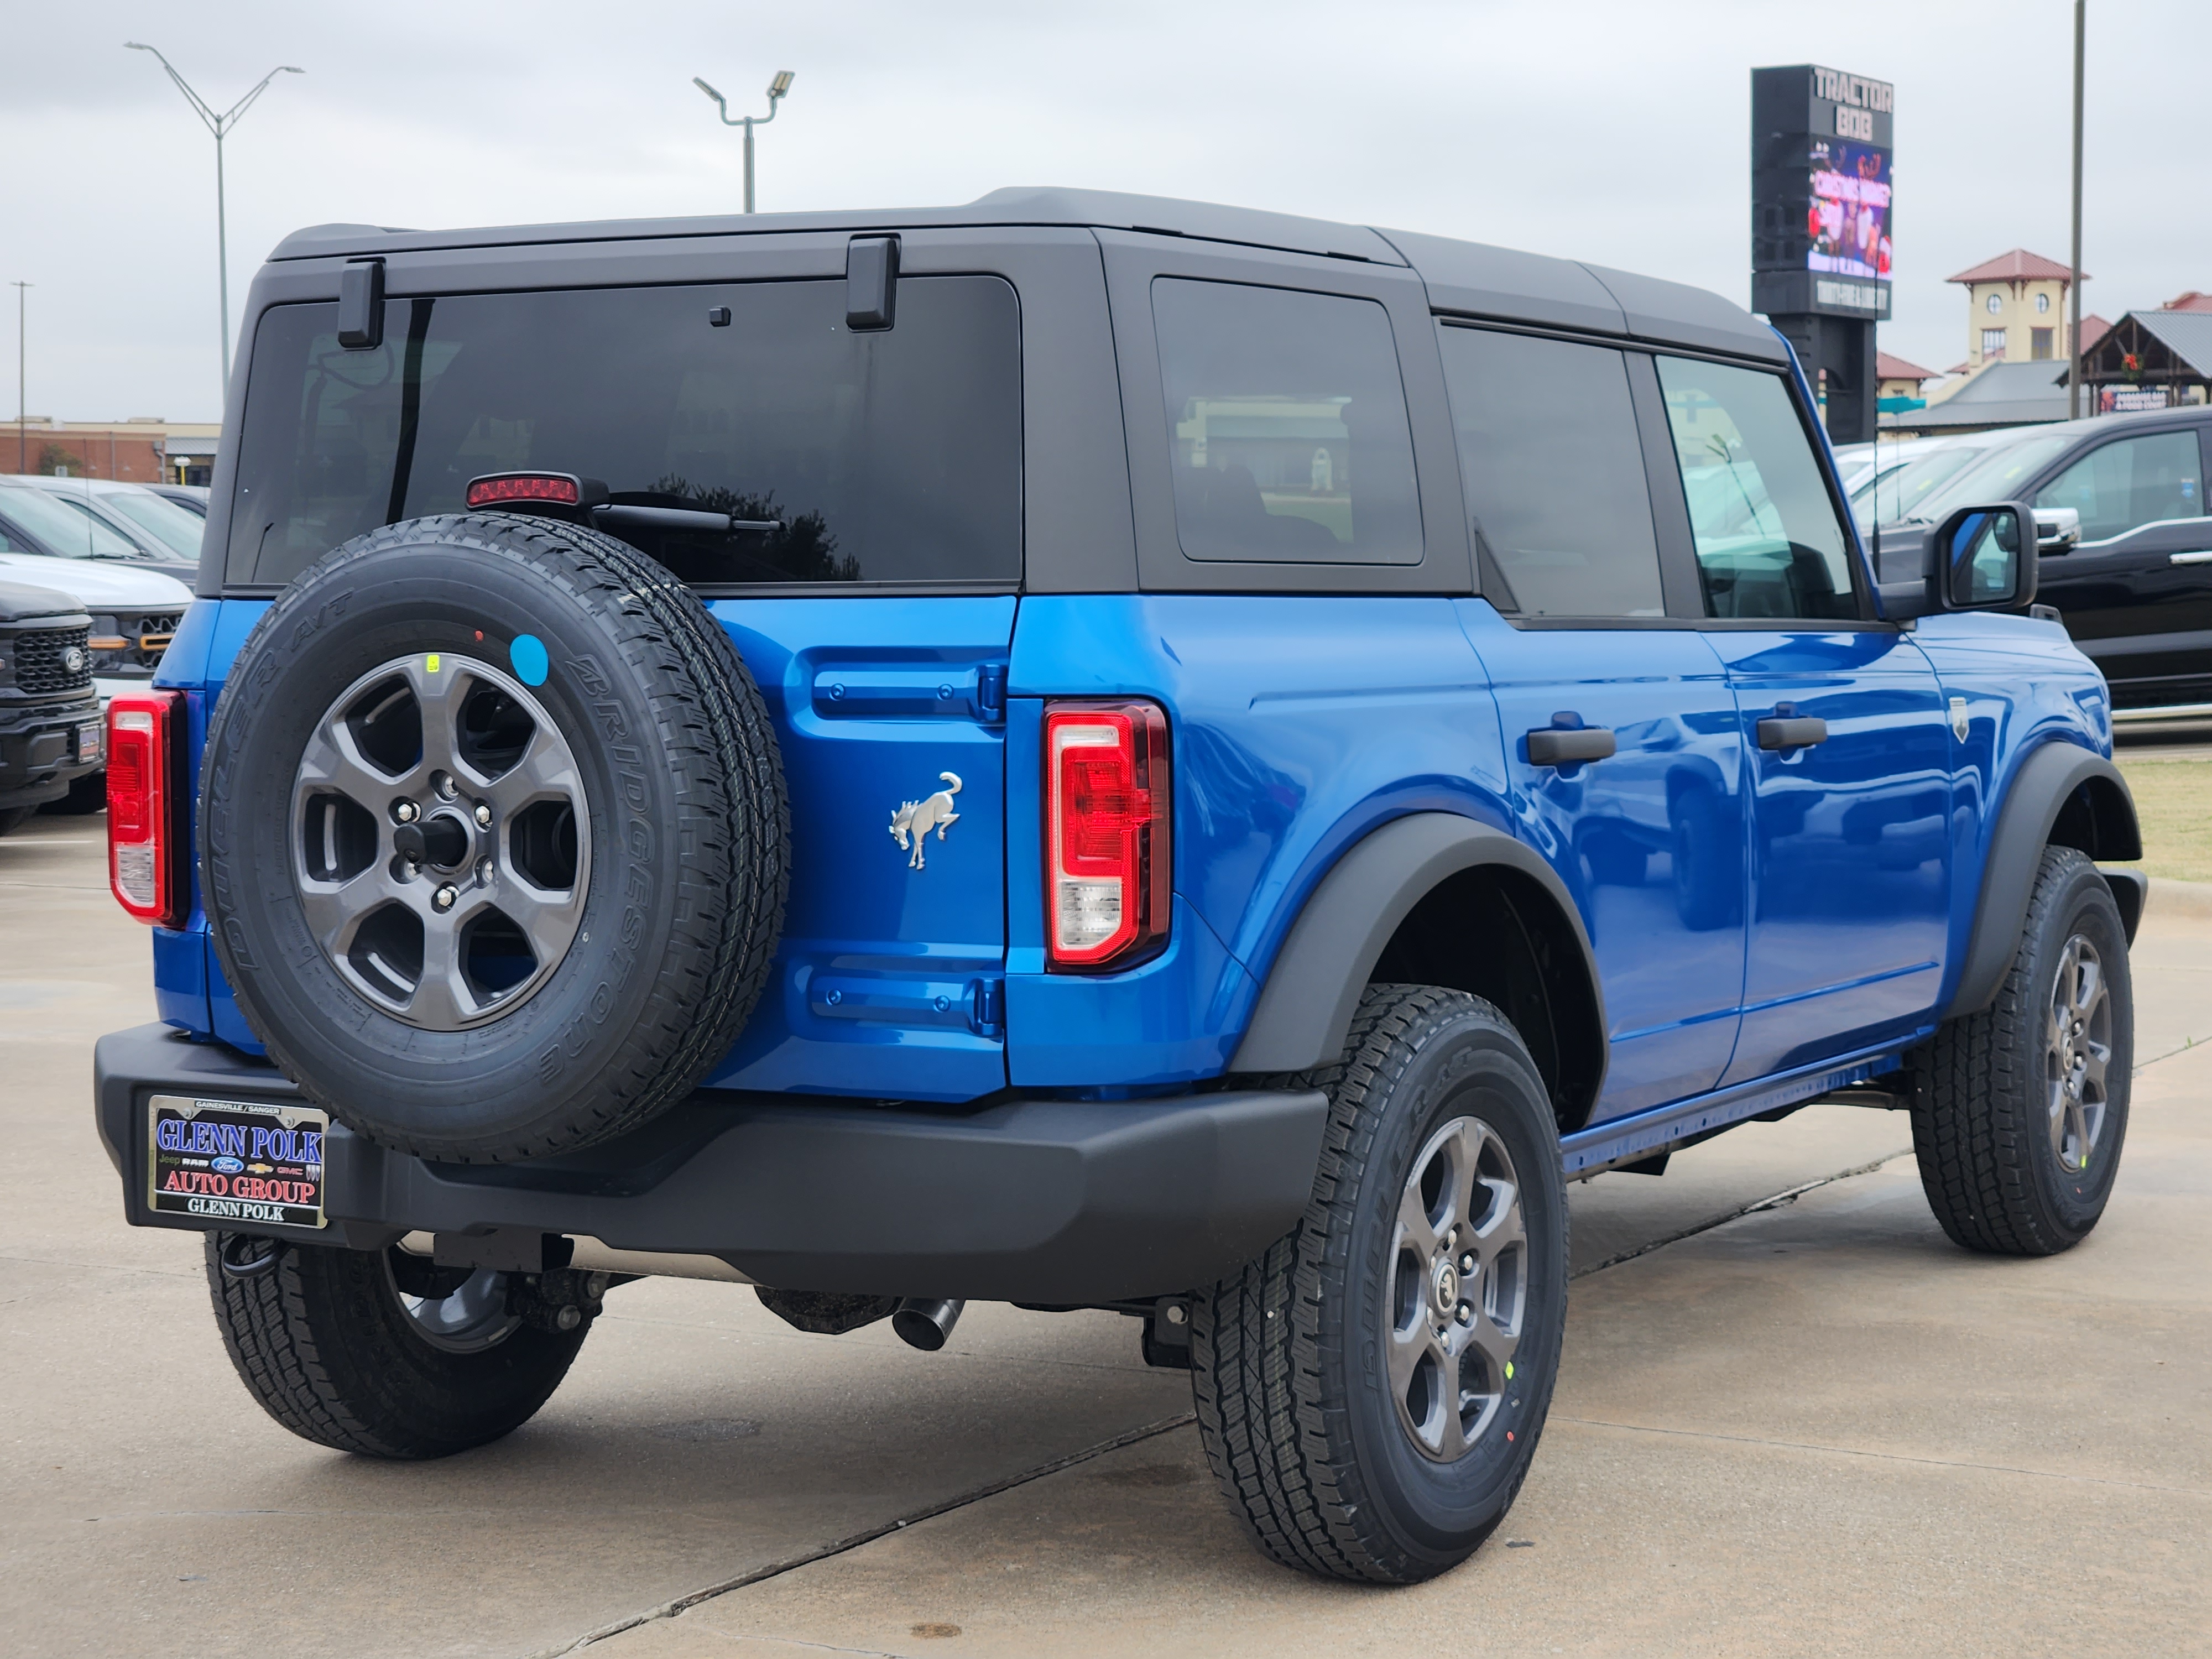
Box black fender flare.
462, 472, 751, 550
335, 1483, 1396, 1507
1947, 741, 2144, 1020
1228, 812, 1607, 1080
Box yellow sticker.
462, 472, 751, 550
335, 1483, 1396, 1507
1505, 1360, 1515, 1379
426, 653, 441, 673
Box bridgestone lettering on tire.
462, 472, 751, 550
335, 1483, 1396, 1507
1191, 985, 1568, 1583
201, 513, 789, 1163
1906, 845, 2133, 1255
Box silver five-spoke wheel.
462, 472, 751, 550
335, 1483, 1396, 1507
291, 652, 589, 1030
2046, 933, 2112, 1173
1387, 1114, 1527, 1462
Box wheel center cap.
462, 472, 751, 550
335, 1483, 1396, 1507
1433, 1261, 1459, 1313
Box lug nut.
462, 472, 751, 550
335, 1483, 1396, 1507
432, 884, 458, 912
432, 770, 457, 800
473, 802, 493, 828
475, 857, 494, 885
394, 800, 420, 824
1459, 1254, 1475, 1275
1455, 1303, 1473, 1326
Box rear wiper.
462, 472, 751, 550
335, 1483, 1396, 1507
593, 503, 782, 536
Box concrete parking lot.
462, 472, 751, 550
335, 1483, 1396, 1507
3, 815, 2206, 1658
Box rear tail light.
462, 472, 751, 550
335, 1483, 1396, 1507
108, 690, 182, 926
1045, 700, 1171, 971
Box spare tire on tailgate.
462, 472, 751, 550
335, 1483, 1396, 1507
201, 513, 788, 1163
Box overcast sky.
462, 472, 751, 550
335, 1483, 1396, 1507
3, 0, 2200, 424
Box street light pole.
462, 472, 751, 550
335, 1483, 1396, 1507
11, 281, 27, 474
2068, 0, 2086, 421
124, 44, 304, 400
692, 70, 795, 213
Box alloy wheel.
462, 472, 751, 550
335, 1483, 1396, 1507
290, 652, 589, 1031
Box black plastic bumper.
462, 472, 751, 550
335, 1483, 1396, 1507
93, 1022, 1328, 1302
0, 693, 100, 808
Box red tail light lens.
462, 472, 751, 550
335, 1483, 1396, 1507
466, 472, 582, 508
1046, 700, 1171, 971
108, 690, 182, 926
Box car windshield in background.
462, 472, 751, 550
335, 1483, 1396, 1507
1850, 444, 1985, 526
229, 278, 1024, 589
1908, 434, 2073, 524
100, 489, 206, 559
0, 484, 148, 559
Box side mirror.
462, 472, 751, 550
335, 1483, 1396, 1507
1936, 501, 2039, 611
1876, 502, 2041, 620
2034, 505, 2081, 554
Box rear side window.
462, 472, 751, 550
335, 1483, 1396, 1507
1152, 278, 1421, 565
229, 276, 1022, 589
2034, 431, 2205, 542
1656, 358, 1856, 621
1438, 326, 1662, 617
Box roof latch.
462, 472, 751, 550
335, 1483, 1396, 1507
846, 236, 899, 332
337, 258, 384, 351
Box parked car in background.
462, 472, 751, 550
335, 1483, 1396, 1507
0, 576, 102, 834
3, 475, 203, 581
1869, 407, 2212, 713
0, 482, 196, 703
149, 483, 211, 518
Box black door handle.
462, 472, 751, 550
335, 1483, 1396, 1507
1757, 714, 1828, 750
1527, 724, 1618, 766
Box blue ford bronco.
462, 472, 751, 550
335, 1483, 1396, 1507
93, 190, 2143, 1584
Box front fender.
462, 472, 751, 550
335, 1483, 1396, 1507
1947, 740, 2143, 1019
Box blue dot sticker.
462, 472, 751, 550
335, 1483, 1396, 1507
509, 633, 549, 686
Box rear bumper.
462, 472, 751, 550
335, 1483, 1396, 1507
93, 1022, 1327, 1302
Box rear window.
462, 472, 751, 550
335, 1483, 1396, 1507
228, 276, 1022, 589
1152, 278, 1422, 565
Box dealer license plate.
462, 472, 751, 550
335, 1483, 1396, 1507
147, 1095, 327, 1229
76, 722, 102, 764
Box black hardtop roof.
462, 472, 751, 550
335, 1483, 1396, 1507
269, 185, 1784, 363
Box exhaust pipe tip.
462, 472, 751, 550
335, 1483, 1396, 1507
891, 1296, 965, 1352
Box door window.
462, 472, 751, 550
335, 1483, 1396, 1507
1438, 326, 1663, 617
1152, 278, 1422, 565
1656, 358, 1857, 621
2033, 431, 2205, 542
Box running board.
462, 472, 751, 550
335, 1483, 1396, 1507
1560, 1041, 1915, 1178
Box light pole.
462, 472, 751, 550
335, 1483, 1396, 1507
693, 70, 795, 213
11, 281, 27, 475
2067, 0, 2086, 420
124, 43, 304, 399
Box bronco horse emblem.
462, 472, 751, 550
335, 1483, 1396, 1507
889, 772, 962, 869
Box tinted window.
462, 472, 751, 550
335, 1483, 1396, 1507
229, 277, 1022, 589
1656, 358, 1856, 620
1439, 326, 1661, 617
1153, 279, 1421, 565
1913, 433, 2071, 524
2034, 431, 2205, 542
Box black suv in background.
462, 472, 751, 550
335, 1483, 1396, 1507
0, 578, 101, 834
1871, 406, 2212, 712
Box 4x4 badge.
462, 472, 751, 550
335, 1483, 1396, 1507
890, 771, 962, 869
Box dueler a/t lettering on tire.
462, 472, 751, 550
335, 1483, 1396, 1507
1191, 985, 1568, 1583
200, 514, 788, 1163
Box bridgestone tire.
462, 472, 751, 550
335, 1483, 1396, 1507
204, 1234, 585, 1458
201, 513, 788, 1162
1906, 846, 2132, 1255
1191, 985, 1568, 1584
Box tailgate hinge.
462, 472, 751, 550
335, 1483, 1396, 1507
968, 976, 1005, 1039
974, 662, 1008, 726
